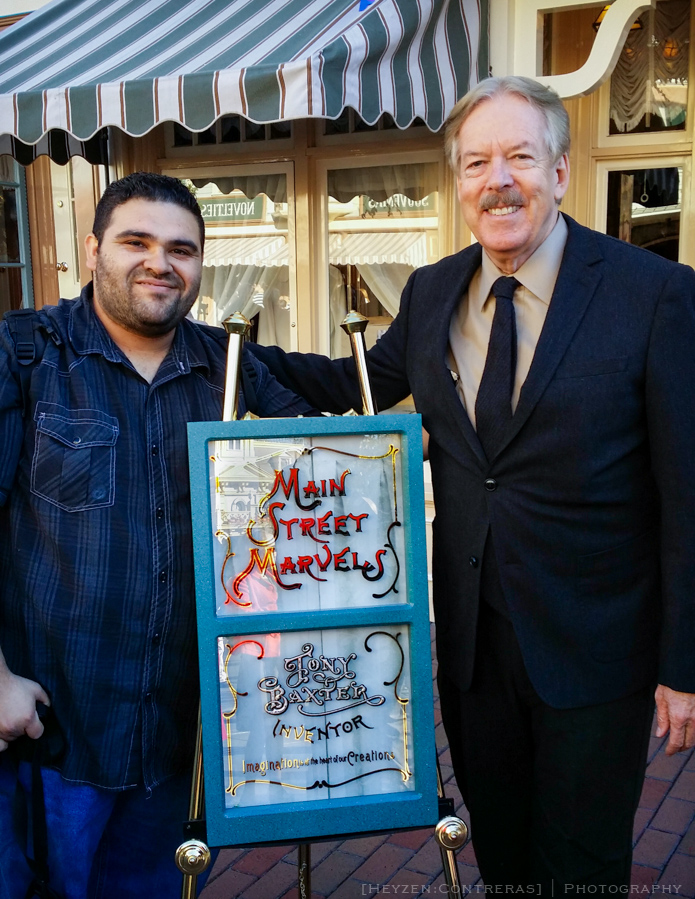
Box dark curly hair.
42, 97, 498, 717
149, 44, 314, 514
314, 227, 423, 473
92, 172, 204, 248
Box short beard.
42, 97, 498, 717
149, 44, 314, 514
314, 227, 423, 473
94, 256, 200, 338
479, 189, 525, 211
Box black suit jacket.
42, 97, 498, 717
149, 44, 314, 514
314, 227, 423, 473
250, 216, 695, 708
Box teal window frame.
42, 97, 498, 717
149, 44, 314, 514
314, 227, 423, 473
188, 414, 438, 848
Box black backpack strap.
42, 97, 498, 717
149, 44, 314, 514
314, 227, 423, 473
8, 709, 65, 899
3, 310, 49, 417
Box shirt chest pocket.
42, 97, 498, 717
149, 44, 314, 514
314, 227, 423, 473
31, 403, 119, 512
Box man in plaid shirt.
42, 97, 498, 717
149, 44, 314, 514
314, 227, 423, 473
0, 172, 314, 898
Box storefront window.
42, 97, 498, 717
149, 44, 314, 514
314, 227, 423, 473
187, 173, 293, 350
606, 166, 681, 260
325, 162, 439, 359
0, 156, 32, 314
610, 0, 690, 135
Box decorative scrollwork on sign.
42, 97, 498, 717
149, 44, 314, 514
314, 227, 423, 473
215, 440, 404, 609
221, 628, 414, 802
365, 630, 412, 782
222, 639, 264, 793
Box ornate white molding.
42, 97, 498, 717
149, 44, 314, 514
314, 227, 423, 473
513, 0, 655, 98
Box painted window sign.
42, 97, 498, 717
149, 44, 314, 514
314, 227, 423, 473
209, 432, 407, 613
188, 415, 437, 847
219, 625, 414, 808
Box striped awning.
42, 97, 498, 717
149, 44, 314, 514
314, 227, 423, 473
202, 230, 426, 267
203, 235, 288, 267
0, 0, 488, 158
329, 230, 427, 267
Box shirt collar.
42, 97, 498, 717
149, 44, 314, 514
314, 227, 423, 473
476, 213, 568, 310
67, 282, 213, 376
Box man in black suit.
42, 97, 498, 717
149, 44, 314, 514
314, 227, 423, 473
249, 77, 695, 889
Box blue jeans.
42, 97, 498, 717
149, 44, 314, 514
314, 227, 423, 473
0, 758, 205, 899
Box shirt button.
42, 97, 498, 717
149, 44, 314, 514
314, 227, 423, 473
151, 445, 159, 455
159, 571, 167, 583
145, 692, 153, 701
484, 478, 498, 492
152, 633, 161, 645
156, 508, 164, 520
469, 556, 479, 568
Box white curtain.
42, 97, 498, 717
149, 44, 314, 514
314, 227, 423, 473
192, 174, 287, 203
198, 264, 291, 349
355, 263, 413, 318
327, 164, 438, 204
610, 0, 690, 133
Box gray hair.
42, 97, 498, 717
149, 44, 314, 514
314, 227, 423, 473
444, 76, 571, 172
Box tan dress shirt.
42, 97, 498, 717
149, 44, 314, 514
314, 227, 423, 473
448, 214, 568, 427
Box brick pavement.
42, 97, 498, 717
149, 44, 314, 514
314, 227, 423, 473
200, 628, 695, 899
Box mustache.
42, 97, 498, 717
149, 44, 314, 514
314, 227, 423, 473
479, 190, 525, 211
130, 267, 183, 289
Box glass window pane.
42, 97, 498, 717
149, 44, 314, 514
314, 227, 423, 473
610, 0, 689, 135
324, 109, 351, 135
0, 156, 17, 182
326, 163, 439, 358
172, 123, 193, 147
269, 120, 291, 140
0, 187, 20, 264
218, 624, 415, 808
208, 431, 408, 615
187, 175, 293, 351
0, 266, 23, 315
606, 167, 681, 260
220, 116, 241, 144
244, 120, 266, 142
197, 125, 217, 145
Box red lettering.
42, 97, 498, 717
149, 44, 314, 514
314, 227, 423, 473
351, 552, 373, 572
373, 549, 387, 578
314, 544, 332, 572
247, 501, 285, 546
334, 547, 350, 572
348, 512, 368, 532
267, 467, 319, 511
269, 468, 300, 502
329, 470, 350, 496
299, 518, 316, 538
280, 557, 297, 574
279, 518, 299, 540
303, 481, 320, 497
232, 547, 301, 600
299, 554, 326, 582
334, 515, 349, 536
317, 511, 333, 535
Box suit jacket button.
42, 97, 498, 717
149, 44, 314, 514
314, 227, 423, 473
484, 478, 497, 491
469, 556, 479, 568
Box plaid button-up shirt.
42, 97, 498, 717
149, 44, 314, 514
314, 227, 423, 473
0, 286, 316, 789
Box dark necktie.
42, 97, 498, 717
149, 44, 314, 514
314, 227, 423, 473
475, 276, 520, 459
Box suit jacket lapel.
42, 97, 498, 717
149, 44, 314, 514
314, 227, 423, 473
434, 245, 489, 466
491, 217, 604, 459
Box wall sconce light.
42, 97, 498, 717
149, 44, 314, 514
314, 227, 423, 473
662, 38, 680, 59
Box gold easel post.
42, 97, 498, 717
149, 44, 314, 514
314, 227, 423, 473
222, 313, 252, 422
341, 310, 468, 888
176, 313, 252, 897
341, 311, 377, 416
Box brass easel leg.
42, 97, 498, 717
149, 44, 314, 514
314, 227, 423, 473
435, 756, 467, 892
177, 707, 211, 898
298, 844, 311, 898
